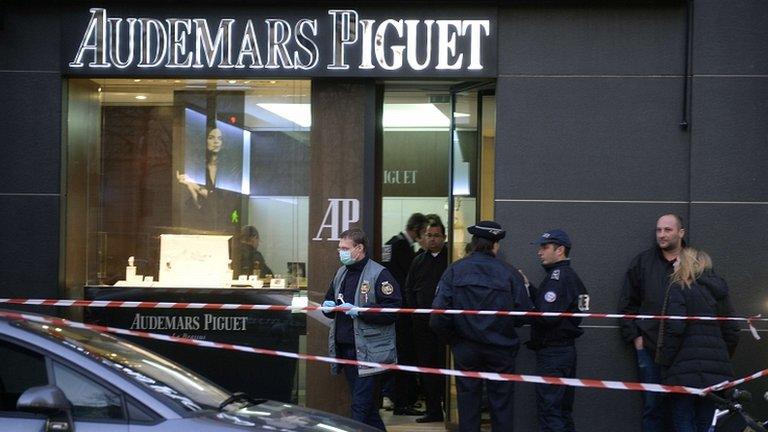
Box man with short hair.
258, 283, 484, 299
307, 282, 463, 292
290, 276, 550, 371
322, 228, 402, 430
382, 212, 428, 415
406, 220, 449, 423
618, 214, 687, 432
528, 229, 588, 432
430, 221, 534, 432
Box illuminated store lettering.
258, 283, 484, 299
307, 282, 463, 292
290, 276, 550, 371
69, 8, 491, 72
108, 17, 137, 68
327, 9, 358, 70
294, 19, 319, 70
265, 19, 293, 69
375, 19, 405, 71
405, 19, 434, 71
138, 18, 167, 68
193, 18, 234, 68
313, 199, 360, 241
235, 20, 265, 69
166, 18, 193, 68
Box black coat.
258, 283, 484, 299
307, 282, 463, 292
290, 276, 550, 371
618, 247, 677, 354
656, 272, 740, 388
382, 233, 417, 299
405, 245, 448, 310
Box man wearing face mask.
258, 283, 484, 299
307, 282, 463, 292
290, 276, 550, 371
322, 228, 402, 430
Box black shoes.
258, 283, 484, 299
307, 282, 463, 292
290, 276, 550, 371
392, 406, 425, 416
415, 414, 444, 423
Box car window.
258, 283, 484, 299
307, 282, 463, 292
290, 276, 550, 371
0, 340, 48, 412
16, 320, 229, 412
52, 362, 124, 421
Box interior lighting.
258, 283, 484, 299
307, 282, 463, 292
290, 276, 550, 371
257, 103, 311, 127
135, 95, 147, 100
383, 103, 450, 128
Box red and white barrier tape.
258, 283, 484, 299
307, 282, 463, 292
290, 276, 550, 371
0, 310, 761, 397
1, 298, 765, 324
0, 310, 704, 395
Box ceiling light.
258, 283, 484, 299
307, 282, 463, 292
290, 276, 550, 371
135, 95, 147, 100
269, 80, 276, 84
227, 80, 237, 84
133, 79, 142, 82
257, 103, 311, 127
383, 104, 450, 128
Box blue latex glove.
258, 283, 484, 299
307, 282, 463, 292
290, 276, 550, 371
340, 302, 358, 318
321, 300, 336, 309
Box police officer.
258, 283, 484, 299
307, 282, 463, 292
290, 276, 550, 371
527, 229, 589, 432
430, 221, 533, 432
322, 228, 402, 430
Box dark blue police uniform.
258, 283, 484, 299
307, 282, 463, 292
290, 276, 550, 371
528, 230, 588, 432
430, 221, 534, 432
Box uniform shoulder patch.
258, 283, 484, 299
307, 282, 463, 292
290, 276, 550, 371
544, 291, 557, 303
381, 281, 394, 295
382, 245, 392, 263
551, 269, 560, 280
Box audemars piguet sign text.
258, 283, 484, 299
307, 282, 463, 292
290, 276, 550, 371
64, 8, 496, 77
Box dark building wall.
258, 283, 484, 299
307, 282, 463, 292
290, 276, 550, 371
495, 1, 768, 430
0, 3, 62, 301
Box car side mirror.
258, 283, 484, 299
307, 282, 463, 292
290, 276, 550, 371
17, 385, 75, 432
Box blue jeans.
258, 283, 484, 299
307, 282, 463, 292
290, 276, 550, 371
637, 348, 666, 432
339, 345, 386, 431
670, 394, 715, 432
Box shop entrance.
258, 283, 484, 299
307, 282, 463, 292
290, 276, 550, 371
379, 81, 496, 430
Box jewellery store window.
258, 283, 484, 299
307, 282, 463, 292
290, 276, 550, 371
64, 79, 311, 292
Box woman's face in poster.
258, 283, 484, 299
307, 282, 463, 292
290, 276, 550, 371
207, 128, 223, 153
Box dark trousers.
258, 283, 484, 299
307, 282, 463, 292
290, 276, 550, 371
636, 348, 668, 432
338, 344, 386, 431
452, 340, 517, 432
535, 344, 577, 432
393, 314, 419, 408
413, 316, 446, 417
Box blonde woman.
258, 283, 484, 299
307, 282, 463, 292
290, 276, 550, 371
656, 248, 740, 432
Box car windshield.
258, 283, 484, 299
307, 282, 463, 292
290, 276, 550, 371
16, 320, 230, 412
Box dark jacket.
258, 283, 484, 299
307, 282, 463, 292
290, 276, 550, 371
656, 272, 740, 388
405, 244, 448, 310
238, 243, 273, 277
528, 260, 587, 348
618, 247, 677, 354
429, 252, 534, 348
383, 233, 417, 305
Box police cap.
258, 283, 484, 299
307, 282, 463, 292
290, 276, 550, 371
531, 229, 571, 248
467, 220, 506, 241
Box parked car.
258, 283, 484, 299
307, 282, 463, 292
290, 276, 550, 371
0, 310, 376, 431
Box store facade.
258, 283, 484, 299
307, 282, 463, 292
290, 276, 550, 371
2, 1, 768, 430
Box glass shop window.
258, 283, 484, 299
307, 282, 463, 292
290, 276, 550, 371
64, 79, 311, 289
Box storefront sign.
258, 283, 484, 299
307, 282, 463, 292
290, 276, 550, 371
64, 7, 496, 77
313, 198, 360, 241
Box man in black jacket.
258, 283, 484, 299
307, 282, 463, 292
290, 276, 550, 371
406, 219, 449, 423
618, 213, 686, 432
382, 212, 428, 415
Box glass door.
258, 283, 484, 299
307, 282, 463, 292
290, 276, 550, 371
445, 82, 496, 426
